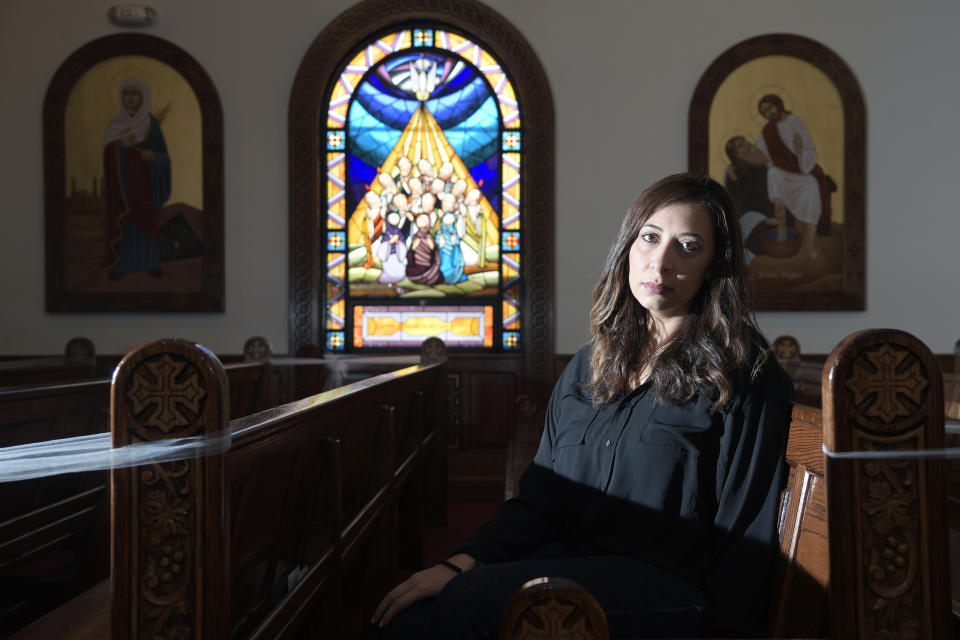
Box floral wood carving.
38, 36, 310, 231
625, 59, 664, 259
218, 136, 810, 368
139, 460, 195, 637
845, 345, 928, 425
113, 339, 227, 640
859, 444, 924, 640
827, 330, 948, 640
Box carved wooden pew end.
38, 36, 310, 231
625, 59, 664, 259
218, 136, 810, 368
499, 576, 609, 640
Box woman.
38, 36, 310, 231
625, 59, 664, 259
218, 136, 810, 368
374, 173, 792, 639
102, 78, 171, 280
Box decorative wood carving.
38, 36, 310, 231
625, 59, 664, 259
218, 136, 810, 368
288, 0, 555, 400
773, 335, 801, 360
420, 336, 448, 363
823, 329, 950, 640
111, 338, 229, 639
65, 336, 96, 360
498, 577, 609, 640
243, 335, 273, 362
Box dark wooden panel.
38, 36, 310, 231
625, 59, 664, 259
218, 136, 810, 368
467, 372, 516, 447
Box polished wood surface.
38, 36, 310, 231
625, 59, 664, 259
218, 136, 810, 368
8, 579, 110, 640
823, 329, 952, 640
0, 379, 110, 634
499, 577, 609, 640
4, 338, 448, 639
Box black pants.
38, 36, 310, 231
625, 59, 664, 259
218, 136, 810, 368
375, 546, 709, 639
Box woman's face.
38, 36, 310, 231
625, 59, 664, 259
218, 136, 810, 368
628, 202, 715, 327
121, 87, 142, 114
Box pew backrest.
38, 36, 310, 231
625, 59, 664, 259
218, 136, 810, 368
103, 338, 447, 639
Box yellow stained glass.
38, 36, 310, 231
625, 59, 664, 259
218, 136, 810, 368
484, 306, 494, 347
326, 88, 349, 129
327, 258, 345, 281
367, 316, 479, 337
328, 299, 345, 330
444, 32, 470, 51
479, 50, 497, 69
502, 300, 518, 324
326, 153, 345, 229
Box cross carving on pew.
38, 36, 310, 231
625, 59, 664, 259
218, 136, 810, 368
127, 355, 207, 433
846, 345, 928, 424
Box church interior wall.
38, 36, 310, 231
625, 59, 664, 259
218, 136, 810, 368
0, 0, 957, 356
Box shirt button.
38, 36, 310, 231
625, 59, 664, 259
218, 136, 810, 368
604, 439, 611, 447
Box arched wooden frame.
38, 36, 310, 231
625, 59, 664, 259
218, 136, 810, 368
289, 0, 555, 394
44, 34, 224, 312
689, 33, 866, 311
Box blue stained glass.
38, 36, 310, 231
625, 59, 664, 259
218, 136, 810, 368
327, 129, 346, 150
501, 231, 520, 253
327, 331, 346, 351
327, 231, 346, 252
468, 154, 500, 206
502, 332, 521, 350
502, 131, 521, 151
442, 96, 499, 167
352, 74, 492, 131
353, 84, 417, 130
413, 29, 434, 47
346, 154, 377, 209
423, 77, 493, 128
348, 100, 403, 168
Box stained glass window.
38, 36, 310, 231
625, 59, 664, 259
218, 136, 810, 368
321, 27, 522, 352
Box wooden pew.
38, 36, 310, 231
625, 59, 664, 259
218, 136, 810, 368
8, 336, 447, 639
0, 379, 110, 635
0, 337, 97, 388
0, 337, 327, 635
774, 334, 824, 407
500, 329, 954, 639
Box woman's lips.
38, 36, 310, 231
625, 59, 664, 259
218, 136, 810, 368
643, 281, 671, 295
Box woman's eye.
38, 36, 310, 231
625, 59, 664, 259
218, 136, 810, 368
680, 240, 701, 253
640, 233, 658, 243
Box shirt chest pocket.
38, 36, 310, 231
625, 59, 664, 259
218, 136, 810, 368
642, 401, 715, 452
551, 393, 600, 461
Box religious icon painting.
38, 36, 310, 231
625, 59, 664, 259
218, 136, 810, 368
44, 34, 223, 312
689, 34, 866, 311
321, 27, 523, 351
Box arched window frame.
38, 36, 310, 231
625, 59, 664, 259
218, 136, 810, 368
289, 0, 555, 395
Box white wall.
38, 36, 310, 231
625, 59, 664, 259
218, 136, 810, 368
1, 0, 958, 356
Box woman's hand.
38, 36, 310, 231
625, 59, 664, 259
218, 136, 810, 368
372, 554, 476, 628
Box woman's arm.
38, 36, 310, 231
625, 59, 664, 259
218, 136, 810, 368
372, 553, 478, 627
707, 354, 793, 635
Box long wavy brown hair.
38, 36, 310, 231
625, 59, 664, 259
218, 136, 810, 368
588, 173, 768, 410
